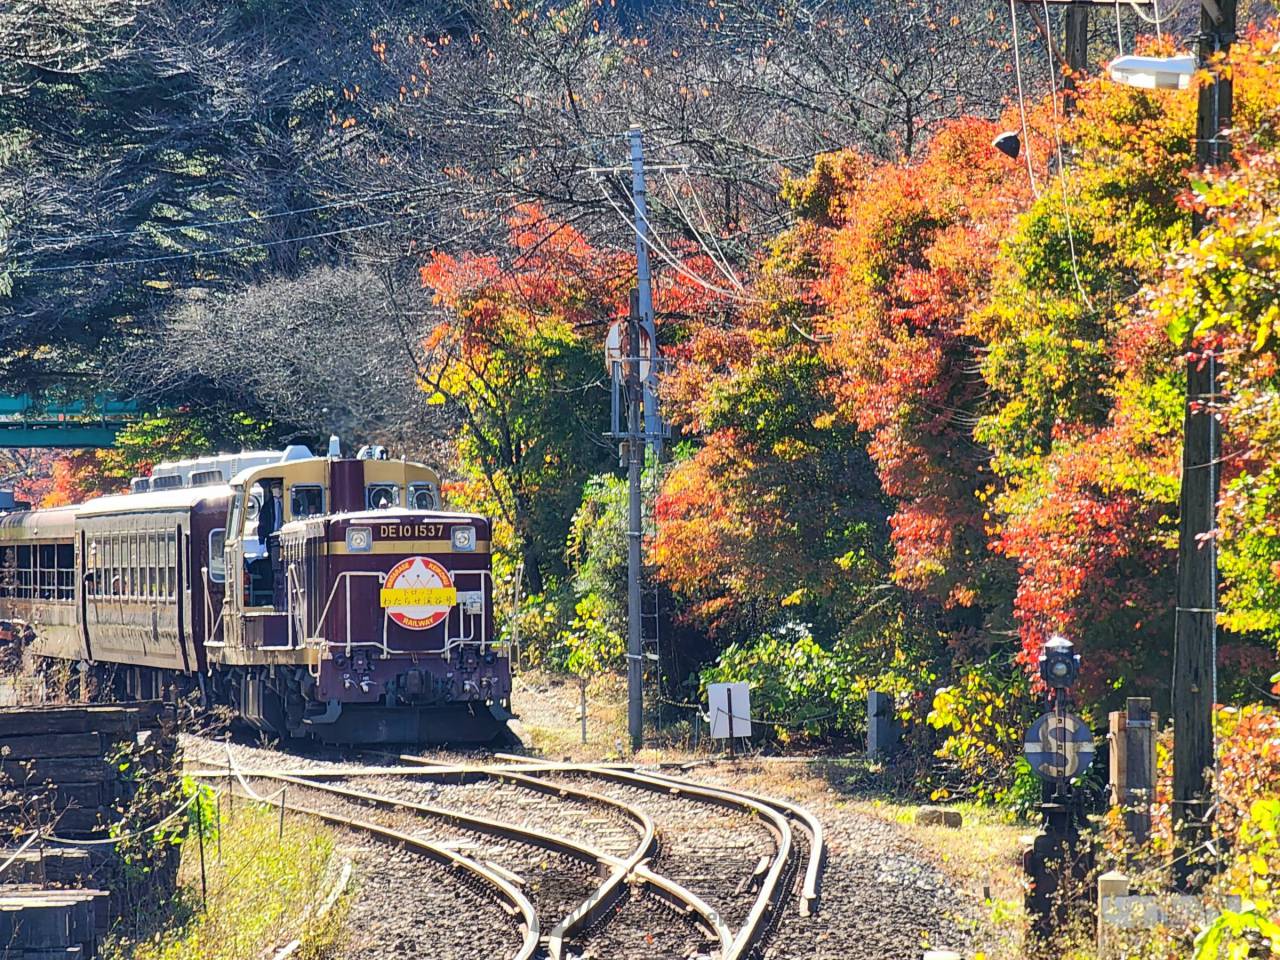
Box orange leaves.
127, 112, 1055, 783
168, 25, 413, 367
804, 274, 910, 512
793, 116, 1033, 602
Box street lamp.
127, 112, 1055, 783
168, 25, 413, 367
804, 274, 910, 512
1106, 53, 1197, 90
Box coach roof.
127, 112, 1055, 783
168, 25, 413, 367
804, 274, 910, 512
0, 506, 77, 541
77, 485, 232, 518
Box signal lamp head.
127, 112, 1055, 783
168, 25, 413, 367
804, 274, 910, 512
1038, 634, 1080, 690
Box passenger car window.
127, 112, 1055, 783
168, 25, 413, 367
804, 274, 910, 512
291, 484, 324, 518
209, 529, 226, 583
366, 483, 399, 510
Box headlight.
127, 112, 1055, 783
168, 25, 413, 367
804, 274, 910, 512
451, 525, 476, 551
346, 526, 373, 552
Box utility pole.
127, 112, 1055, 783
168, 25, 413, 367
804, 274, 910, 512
1063, 5, 1089, 111
625, 289, 645, 754
628, 125, 663, 459
1172, 0, 1236, 890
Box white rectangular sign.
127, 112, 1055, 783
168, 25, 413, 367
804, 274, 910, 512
707, 682, 752, 739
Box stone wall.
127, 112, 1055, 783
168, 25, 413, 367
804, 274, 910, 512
0, 702, 179, 958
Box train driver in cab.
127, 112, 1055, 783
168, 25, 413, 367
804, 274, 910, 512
257, 480, 285, 600
258, 481, 285, 546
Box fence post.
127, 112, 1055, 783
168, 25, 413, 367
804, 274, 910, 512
867, 691, 898, 760
1109, 697, 1154, 845
196, 805, 207, 910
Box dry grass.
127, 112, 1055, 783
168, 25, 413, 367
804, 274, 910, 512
101, 802, 348, 960
510, 669, 631, 760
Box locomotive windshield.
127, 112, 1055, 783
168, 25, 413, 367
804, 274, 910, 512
408, 482, 437, 510
291, 484, 324, 518
366, 483, 399, 510
228, 487, 246, 540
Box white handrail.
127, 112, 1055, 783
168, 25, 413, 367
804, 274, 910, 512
202, 566, 226, 648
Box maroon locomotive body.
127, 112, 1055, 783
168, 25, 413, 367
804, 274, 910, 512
0, 446, 512, 744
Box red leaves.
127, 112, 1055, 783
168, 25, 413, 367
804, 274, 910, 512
797, 116, 1033, 603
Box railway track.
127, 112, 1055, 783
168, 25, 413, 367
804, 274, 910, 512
192, 744, 825, 960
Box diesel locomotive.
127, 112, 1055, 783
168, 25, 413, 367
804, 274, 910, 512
0, 444, 512, 743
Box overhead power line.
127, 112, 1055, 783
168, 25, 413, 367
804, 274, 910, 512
594, 179, 764, 305
22, 217, 403, 274
11, 187, 434, 253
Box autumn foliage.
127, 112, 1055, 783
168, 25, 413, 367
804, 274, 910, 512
650, 27, 1280, 714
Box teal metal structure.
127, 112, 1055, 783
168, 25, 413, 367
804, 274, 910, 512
0, 395, 140, 448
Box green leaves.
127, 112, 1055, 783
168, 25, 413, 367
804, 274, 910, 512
1194, 906, 1280, 960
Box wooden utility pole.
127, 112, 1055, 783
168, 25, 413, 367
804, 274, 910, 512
1063, 4, 1090, 111
1172, 0, 1236, 891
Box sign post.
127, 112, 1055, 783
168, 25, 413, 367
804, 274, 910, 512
707, 682, 751, 757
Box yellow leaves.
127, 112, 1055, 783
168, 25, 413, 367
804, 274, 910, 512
781, 588, 807, 607
1253, 301, 1279, 351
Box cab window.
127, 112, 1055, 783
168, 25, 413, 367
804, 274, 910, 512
291, 484, 325, 518
407, 482, 438, 511
209, 529, 226, 583
228, 487, 246, 541
366, 483, 399, 510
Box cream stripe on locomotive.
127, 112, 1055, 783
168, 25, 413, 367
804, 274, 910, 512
325, 539, 492, 556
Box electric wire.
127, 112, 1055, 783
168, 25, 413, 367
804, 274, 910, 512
1115, 1, 1126, 56
1009, 0, 1043, 198
594, 179, 764, 305
618, 177, 754, 301
1127, 0, 1164, 39
11, 187, 433, 253
1039, 0, 1094, 308
658, 168, 745, 292
678, 169, 745, 290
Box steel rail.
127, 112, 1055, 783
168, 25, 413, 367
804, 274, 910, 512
184, 761, 634, 779
489, 754, 794, 960
425, 753, 823, 916
219, 765, 730, 960
394, 755, 734, 960
232, 790, 540, 960
642, 769, 825, 917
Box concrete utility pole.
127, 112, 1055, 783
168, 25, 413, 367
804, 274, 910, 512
625, 288, 645, 754
628, 125, 664, 459
1172, 0, 1236, 890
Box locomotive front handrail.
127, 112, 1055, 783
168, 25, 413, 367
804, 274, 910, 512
301, 570, 386, 655
437, 569, 494, 659
299, 567, 495, 659
201, 566, 226, 648
284, 562, 307, 650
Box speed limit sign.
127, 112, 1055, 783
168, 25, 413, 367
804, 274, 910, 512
1023, 711, 1095, 781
